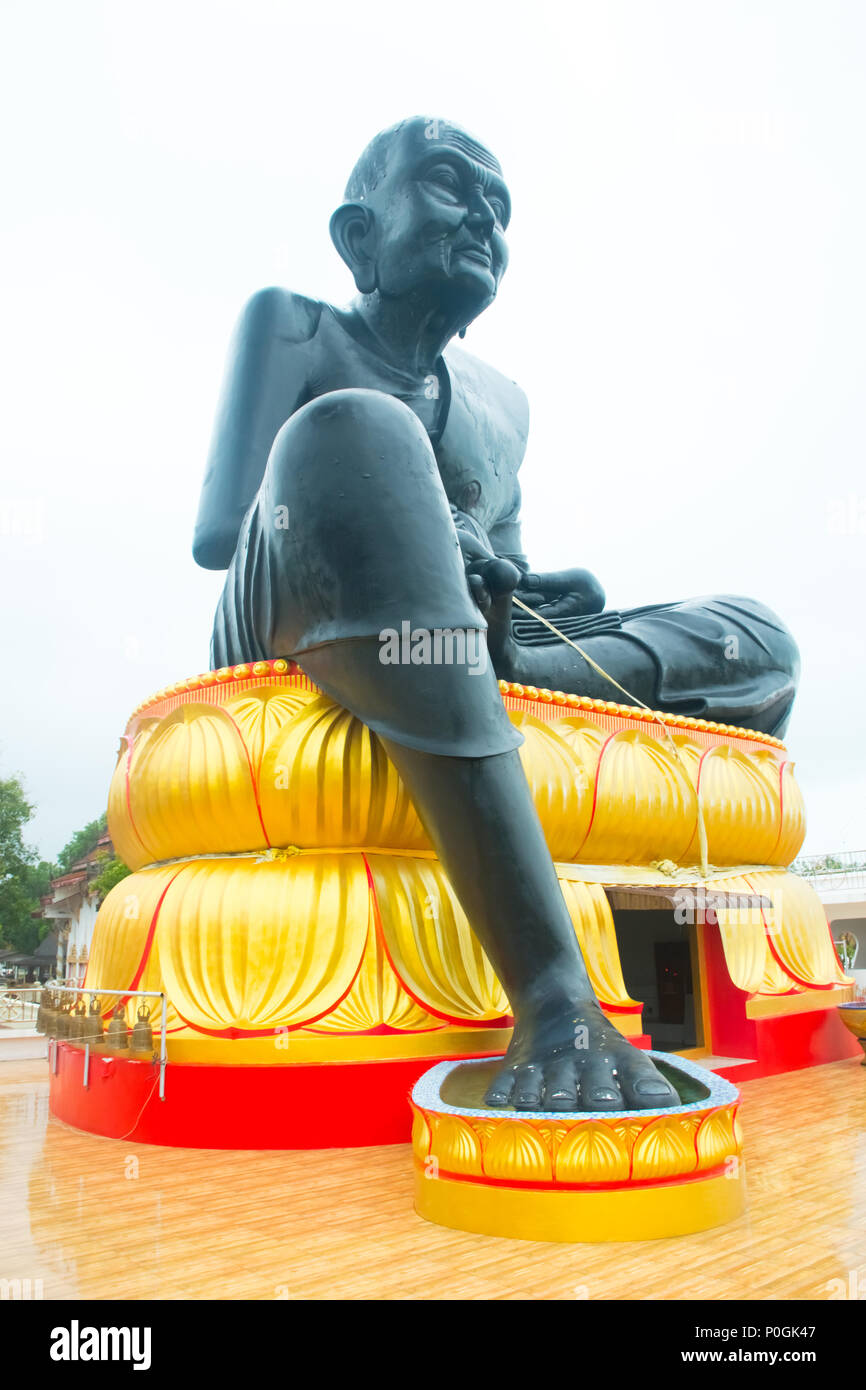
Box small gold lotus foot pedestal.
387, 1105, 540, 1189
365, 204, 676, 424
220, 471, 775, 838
411, 1052, 746, 1242
836, 1004, 866, 1065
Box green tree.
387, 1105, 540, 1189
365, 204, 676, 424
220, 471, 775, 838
0, 789, 128, 954
90, 855, 131, 902
55, 813, 107, 873
0, 775, 45, 953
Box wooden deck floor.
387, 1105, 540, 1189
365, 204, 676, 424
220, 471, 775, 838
1, 1058, 864, 1300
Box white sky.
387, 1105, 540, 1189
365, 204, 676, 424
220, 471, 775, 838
1, 0, 864, 862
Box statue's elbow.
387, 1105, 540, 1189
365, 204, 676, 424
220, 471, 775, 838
193, 526, 234, 570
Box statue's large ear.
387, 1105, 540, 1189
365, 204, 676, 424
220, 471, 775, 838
329, 202, 377, 294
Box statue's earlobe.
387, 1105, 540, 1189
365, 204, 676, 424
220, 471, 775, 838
329, 202, 377, 294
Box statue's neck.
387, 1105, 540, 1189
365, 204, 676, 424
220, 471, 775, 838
352, 293, 465, 377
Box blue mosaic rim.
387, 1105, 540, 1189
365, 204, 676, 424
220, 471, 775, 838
836, 1001, 866, 1009
411, 1050, 739, 1121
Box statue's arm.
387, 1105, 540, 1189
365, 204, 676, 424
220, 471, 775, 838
487, 478, 530, 572
192, 288, 320, 570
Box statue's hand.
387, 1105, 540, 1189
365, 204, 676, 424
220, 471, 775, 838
451, 512, 521, 663
515, 568, 606, 620
450, 509, 521, 618
466, 556, 523, 621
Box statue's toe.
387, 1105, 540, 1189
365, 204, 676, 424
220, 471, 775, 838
542, 1055, 580, 1111
616, 1047, 680, 1110
484, 1066, 517, 1108
511, 1064, 545, 1110
576, 1056, 626, 1111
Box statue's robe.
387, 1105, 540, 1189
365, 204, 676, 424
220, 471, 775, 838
194, 290, 799, 742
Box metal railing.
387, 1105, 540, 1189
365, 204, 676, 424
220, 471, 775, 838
792, 851, 866, 894
44, 986, 168, 1100
0, 987, 42, 1028
794, 850, 866, 870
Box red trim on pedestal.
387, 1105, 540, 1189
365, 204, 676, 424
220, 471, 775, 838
362, 854, 510, 1028
696, 921, 860, 1082
167, 926, 371, 1039
421, 1157, 731, 1194
128, 870, 184, 994
574, 731, 617, 858
217, 706, 272, 849
741, 871, 835, 993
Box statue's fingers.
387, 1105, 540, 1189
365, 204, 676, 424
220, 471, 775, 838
467, 571, 491, 615
456, 529, 495, 564
534, 595, 585, 620
483, 558, 522, 598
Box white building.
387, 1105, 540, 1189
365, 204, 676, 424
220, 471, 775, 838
793, 850, 866, 994
40, 832, 113, 985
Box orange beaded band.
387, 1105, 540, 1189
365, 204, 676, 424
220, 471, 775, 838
130, 659, 293, 714
494, 680, 785, 748
129, 659, 785, 750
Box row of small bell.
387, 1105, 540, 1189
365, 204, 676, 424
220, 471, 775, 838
38, 992, 69, 1037
102, 1003, 154, 1052
131, 1005, 154, 1052
67, 999, 102, 1041
37, 994, 155, 1053
37, 991, 84, 1038
105, 1006, 129, 1048
84, 997, 104, 1042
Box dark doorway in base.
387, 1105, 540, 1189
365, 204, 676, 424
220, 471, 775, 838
611, 909, 703, 1051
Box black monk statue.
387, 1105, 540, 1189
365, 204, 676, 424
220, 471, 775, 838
193, 117, 799, 1112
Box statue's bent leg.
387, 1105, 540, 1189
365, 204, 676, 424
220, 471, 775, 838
212, 390, 678, 1111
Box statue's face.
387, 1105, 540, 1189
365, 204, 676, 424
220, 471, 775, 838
368, 120, 510, 316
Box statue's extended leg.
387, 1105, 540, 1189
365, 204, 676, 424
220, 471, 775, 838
376, 738, 679, 1111
211, 389, 678, 1111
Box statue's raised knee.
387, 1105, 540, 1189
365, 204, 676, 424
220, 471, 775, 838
268, 387, 433, 484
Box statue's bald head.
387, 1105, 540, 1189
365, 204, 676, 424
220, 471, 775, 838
332, 115, 510, 319
344, 116, 504, 203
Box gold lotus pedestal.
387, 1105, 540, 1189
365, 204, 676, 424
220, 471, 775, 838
837, 1003, 866, 1063
48, 659, 855, 1153
412, 1053, 745, 1241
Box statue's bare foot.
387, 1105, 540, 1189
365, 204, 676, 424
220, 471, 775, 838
484, 999, 680, 1112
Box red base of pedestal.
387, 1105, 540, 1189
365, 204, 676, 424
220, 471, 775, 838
47, 1009, 859, 1149
47, 1042, 466, 1149
48, 1036, 656, 1150
709, 1009, 862, 1084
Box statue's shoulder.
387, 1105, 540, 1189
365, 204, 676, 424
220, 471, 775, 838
445, 343, 529, 451
236, 286, 324, 346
